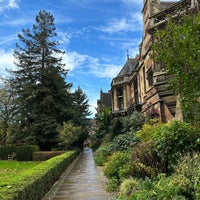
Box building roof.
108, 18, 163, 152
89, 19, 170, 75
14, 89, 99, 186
160, 1, 176, 10
116, 58, 138, 78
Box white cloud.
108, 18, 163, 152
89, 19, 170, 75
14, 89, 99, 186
89, 62, 122, 78
58, 31, 72, 46
0, 0, 19, 12
62, 51, 88, 72
0, 49, 16, 78
62, 50, 121, 79
98, 12, 142, 34
8, 0, 19, 9
0, 34, 17, 46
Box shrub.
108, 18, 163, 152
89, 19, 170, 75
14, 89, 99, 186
32, 151, 65, 161
129, 175, 185, 200
106, 178, 119, 192
0, 146, 16, 160
153, 120, 200, 173
135, 119, 163, 142
16, 145, 40, 161
130, 141, 164, 178
109, 117, 123, 139
119, 163, 134, 181
108, 132, 138, 153
121, 111, 145, 134
119, 178, 140, 196
172, 153, 200, 199
0, 145, 39, 161
195, 167, 200, 200
93, 145, 110, 166
104, 151, 130, 180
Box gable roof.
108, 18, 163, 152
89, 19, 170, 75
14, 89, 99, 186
117, 58, 138, 78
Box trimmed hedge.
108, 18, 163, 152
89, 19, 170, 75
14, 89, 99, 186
0, 145, 40, 161
32, 151, 65, 161
0, 150, 79, 200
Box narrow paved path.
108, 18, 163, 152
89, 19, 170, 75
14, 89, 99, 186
44, 148, 109, 200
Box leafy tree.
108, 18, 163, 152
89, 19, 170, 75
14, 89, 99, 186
0, 81, 17, 146
97, 106, 111, 133
57, 121, 81, 149
10, 10, 73, 150
153, 14, 200, 124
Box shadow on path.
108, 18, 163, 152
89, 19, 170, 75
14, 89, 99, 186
44, 148, 109, 200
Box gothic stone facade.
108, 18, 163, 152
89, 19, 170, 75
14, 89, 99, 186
111, 0, 199, 122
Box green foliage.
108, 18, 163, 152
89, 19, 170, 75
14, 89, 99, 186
0, 81, 17, 146
93, 145, 110, 166
109, 117, 124, 139
108, 132, 138, 153
153, 120, 200, 173
57, 121, 81, 150
70, 86, 91, 149
136, 119, 163, 142
10, 10, 74, 150
16, 145, 40, 161
121, 111, 145, 134
0, 150, 78, 200
130, 141, 164, 178
103, 151, 130, 180
71, 86, 92, 127
195, 167, 200, 200
97, 107, 111, 133
146, 175, 185, 200
153, 14, 200, 124
123, 175, 185, 200
0, 145, 39, 161
172, 153, 200, 199
32, 151, 65, 161
106, 178, 119, 192
119, 178, 140, 197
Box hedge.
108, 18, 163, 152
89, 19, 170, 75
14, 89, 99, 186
32, 151, 65, 161
0, 145, 40, 161
0, 150, 79, 200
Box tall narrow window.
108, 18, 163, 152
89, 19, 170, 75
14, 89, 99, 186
133, 78, 139, 105
116, 87, 123, 110
143, 67, 146, 93
147, 69, 153, 87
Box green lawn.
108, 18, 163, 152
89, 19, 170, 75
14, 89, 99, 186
0, 161, 41, 182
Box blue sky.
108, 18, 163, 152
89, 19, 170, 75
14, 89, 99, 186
0, 0, 177, 116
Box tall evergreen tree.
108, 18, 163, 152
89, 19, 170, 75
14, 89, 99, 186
71, 86, 92, 148
10, 10, 73, 150
72, 86, 91, 127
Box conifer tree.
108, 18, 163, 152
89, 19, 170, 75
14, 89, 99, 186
71, 86, 92, 148
10, 10, 73, 150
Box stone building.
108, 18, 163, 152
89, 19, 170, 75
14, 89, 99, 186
96, 89, 112, 117
111, 0, 199, 122
111, 57, 140, 117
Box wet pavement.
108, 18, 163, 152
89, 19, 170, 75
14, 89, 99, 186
44, 148, 114, 200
